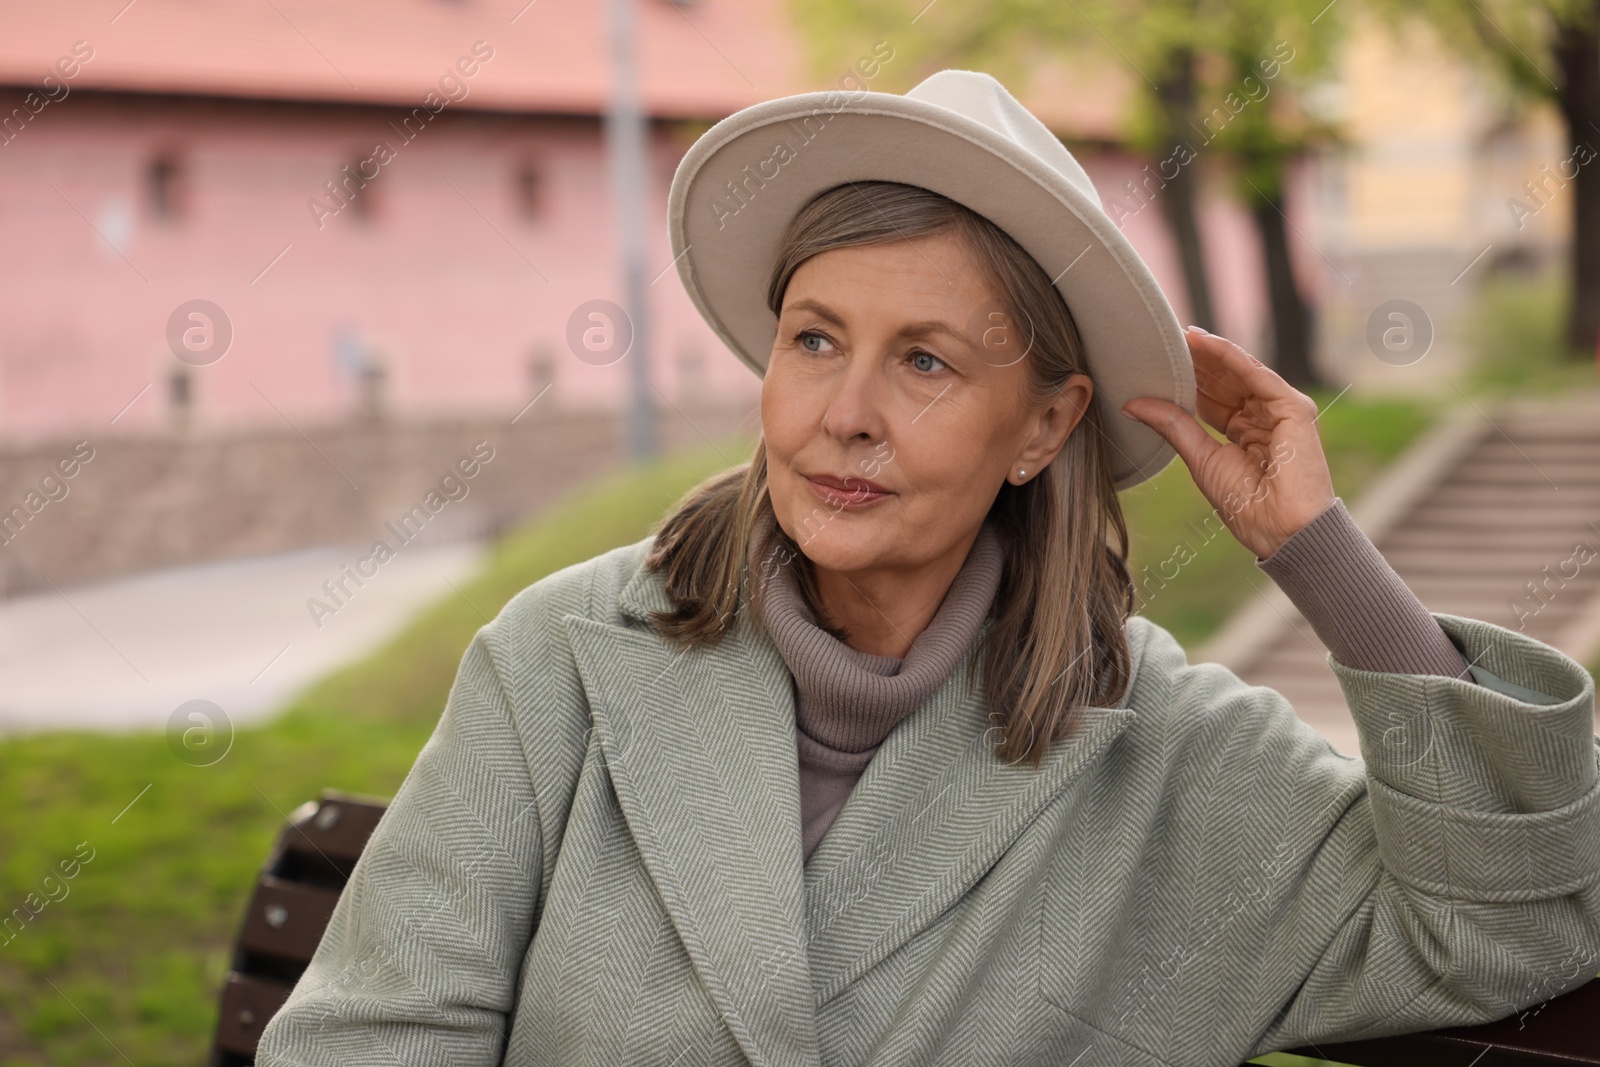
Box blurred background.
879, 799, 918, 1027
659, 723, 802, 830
0, 0, 1597, 1062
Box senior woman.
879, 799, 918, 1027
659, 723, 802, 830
257, 71, 1600, 1067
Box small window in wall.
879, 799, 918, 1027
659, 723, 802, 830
527, 343, 555, 399
515, 161, 543, 219
344, 157, 379, 220
358, 357, 387, 420
677, 340, 706, 401
168, 364, 192, 427
147, 152, 186, 220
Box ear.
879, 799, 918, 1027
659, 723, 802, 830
1014, 373, 1093, 476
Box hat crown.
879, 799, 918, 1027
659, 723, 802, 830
903, 69, 1100, 206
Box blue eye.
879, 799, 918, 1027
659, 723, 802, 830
797, 330, 831, 353
911, 350, 947, 373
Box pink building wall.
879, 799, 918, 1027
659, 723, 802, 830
1091, 148, 1316, 356
0, 92, 1292, 441
0, 0, 1330, 443
0, 93, 762, 437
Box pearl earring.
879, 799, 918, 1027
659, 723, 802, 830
1017, 468, 1027, 481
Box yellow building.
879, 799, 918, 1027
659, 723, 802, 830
1315, 10, 1582, 387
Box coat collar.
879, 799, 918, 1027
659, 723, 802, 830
562, 550, 1137, 1067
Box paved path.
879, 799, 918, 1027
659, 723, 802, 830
0, 537, 486, 734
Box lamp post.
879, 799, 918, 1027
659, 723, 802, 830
606, 0, 657, 460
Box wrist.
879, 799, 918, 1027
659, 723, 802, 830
1257, 494, 1339, 562
1257, 498, 1472, 679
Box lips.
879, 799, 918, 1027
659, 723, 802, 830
803, 472, 893, 509
805, 473, 891, 495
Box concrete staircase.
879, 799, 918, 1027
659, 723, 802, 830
1198, 394, 1600, 757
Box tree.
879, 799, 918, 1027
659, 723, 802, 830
1364, 0, 1600, 358
1153, 39, 1222, 334
1199, 10, 1343, 389
1551, 1, 1600, 357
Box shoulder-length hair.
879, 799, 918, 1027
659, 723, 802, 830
643, 180, 1134, 767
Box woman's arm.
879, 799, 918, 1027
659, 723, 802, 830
1243, 610, 1600, 1052
1123, 325, 1472, 682
1112, 613, 1600, 1058
1259, 496, 1472, 680
1121, 327, 1600, 1052
254, 624, 545, 1066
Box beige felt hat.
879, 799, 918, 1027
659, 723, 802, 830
666, 67, 1196, 491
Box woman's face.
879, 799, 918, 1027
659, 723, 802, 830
762, 231, 1093, 578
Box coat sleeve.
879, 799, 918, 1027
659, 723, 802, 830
254, 619, 546, 1065
1235, 611, 1600, 1056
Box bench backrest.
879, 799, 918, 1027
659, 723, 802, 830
208, 790, 387, 1066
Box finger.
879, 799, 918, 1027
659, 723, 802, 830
1187, 330, 1319, 445
1121, 397, 1224, 473
1192, 357, 1253, 431
1185, 345, 1254, 435
1186, 328, 1302, 407
1193, 386, 1238, 436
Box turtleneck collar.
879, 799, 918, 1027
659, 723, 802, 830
748, 503, 1005, 754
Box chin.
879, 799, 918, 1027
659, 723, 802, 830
795, 527, 887, 575
775, 492, 894, 574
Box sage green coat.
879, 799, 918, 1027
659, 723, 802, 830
256, 537, 1600, 1067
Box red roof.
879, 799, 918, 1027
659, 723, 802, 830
0, 0, 815, 118
0, 0, 1128, 134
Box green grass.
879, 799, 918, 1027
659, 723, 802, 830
0, 441, 747, 1066
1460, 270, 1599, 396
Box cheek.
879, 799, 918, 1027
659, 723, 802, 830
760, 366, 814, 459
902, 445, 992, 506
898, 399, 1008, 485
760, 378, 800, 494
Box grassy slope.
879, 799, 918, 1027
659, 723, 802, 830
0, 393, 1536, 1065
0, 443, 747, 1066
1460, 271, 1599, 397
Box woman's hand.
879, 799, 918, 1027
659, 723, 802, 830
1121, 326, 1336, 560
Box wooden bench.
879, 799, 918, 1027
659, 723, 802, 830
211, 790, 1600, 1065
208, 789, 387, 1067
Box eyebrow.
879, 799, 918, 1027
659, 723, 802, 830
781, 298, 967, 343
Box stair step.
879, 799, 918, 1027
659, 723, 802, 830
1441, 466, 1600, 487
1402, 507, 1600, 530
1420, 484, 1600, 506
1478, 421, 1600, 439
1383, 528, 1599, 551
1397, 551, 1600, 572
1383, 550, 1572, 574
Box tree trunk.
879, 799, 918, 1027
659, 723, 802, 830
1553, 0, 1600, 359
1156, 48, 1219, 332
1248, 170, 1320, 388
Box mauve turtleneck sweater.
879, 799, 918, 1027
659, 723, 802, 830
747, 497, 1472, 863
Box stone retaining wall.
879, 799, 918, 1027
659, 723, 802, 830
0, 403, 756, 598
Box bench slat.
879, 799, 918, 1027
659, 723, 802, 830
236, 876, 341, 966
215, 973, 293, 1057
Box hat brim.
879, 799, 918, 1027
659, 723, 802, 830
667, 88, 1195, 491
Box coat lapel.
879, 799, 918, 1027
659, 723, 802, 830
564, 548, 1139, 1057
797, 644, 1135, 1005
563, 561, 822, 1067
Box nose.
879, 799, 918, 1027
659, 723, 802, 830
819, 352, 889, 445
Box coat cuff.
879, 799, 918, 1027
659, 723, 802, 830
1366, 771, 1600, 901
1331, 612, 1600, 817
